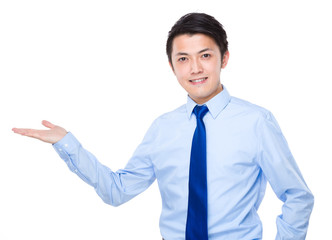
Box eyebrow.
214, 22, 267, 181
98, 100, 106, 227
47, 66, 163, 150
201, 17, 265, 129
175, 48, 212, 56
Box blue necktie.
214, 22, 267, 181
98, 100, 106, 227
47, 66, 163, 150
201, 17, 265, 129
186, 105, 209, 240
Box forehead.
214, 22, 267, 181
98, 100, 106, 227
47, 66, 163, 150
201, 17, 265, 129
172, 33, 219, 55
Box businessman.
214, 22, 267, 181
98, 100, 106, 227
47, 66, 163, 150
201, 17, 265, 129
13, 13, 314, 240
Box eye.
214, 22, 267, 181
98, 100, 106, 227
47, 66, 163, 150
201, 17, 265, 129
178, 57, 187, 62
202, 53, 211, 58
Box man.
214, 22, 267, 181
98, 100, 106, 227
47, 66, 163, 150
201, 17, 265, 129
12, 13, 314, 239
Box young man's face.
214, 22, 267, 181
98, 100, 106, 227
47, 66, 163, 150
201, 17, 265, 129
170, 33, 229, 104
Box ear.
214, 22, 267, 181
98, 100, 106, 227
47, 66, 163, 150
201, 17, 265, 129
221, 51, 230, 69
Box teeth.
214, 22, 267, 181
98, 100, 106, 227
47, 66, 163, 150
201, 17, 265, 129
191, 78, 206, 83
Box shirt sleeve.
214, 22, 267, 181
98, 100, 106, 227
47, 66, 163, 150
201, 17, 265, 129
52, 122, 157, 207
256, 111, 314, 240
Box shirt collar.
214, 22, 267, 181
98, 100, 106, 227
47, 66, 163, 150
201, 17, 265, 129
186, 85, 231, 119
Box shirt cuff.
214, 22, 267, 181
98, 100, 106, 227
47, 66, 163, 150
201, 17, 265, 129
52, 132, 80, 162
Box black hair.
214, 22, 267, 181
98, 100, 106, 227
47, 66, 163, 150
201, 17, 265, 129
166, 13, 228, 67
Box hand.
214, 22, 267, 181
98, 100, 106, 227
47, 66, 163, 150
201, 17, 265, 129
12, 120, 67, 144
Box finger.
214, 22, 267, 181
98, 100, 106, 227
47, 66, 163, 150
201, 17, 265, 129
12, 128, 38, 136
12, 128, 39, 138
42, 120, 56, 129
12, 128, 29, 135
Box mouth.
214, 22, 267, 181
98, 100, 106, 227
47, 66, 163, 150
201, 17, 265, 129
189, 77, 208, 84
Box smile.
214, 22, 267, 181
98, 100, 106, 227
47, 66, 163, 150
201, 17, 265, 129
189, 77, 208, 83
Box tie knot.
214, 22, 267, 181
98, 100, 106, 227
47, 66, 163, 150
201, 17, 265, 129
193, 105, 209, 120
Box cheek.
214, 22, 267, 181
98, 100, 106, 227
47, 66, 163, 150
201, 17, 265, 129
174, 65, 189, 81
205, 62, 221, 77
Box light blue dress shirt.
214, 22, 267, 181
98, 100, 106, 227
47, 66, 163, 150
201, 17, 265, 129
53, 87, 314, 240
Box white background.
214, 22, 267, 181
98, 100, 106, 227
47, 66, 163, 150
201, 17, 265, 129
1, 0, 331, 239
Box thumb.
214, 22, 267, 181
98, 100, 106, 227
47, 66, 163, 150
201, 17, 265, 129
42, 120, 56, 129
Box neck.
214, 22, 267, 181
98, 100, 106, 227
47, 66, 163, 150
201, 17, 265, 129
191, 84, 223, 105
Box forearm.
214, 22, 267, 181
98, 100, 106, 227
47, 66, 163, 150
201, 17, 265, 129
53, 132, 155, 206
53, 132, 130, 206
258, 111, 314, 239
275, 187, 314, 239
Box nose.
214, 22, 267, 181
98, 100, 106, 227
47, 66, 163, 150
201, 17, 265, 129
191, 58, 203, 74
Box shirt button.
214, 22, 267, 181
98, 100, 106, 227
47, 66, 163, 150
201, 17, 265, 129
58, 148, 62, 152
64, 144, 68, 147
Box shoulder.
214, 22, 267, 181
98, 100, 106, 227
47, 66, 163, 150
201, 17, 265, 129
228, 96, 271, 119
154, 104, 187, 122
143, 104, 187, 141
229, 96, 283, 135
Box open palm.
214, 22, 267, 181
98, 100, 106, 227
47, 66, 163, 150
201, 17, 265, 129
12, 120, 67, 144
